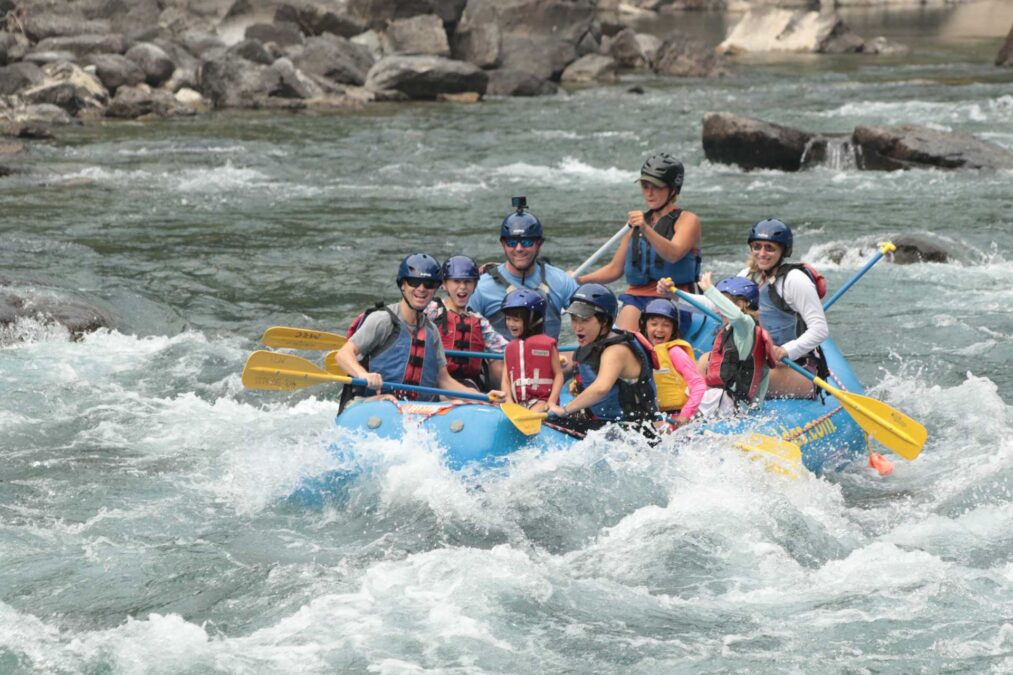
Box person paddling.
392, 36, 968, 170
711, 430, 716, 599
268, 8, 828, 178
547, 283, 659, 436
639, 298, 706, 429
742, 219, 829, 398
427, 255, 507, 391
575, 153, 702, 332
468, 197, 578, 341
500, 288, 563, 413
334, 253, 502, 407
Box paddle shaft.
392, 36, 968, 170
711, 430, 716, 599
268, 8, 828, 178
572, 225, 629, 277
336, 373, 492, 402
822, 242, 895, 311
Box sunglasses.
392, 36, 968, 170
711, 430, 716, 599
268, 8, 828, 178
403, 277, 440, 290
503, 238, 539, 249
750, 241, 781, 253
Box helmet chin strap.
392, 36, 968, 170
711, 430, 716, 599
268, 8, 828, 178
399, 284, 425, 326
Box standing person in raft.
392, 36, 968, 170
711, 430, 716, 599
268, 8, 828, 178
547, 283, 659, 436
639, 298, 707, 429
334, 253, 502, 407
575, 153, 702, 332
742, 218, 829, 398
500, 288, 563, 413
427, 255, 507, 391
469, 197, 578, 341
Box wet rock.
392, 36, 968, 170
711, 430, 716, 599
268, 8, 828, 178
228, 38, 274, 64
891, 235, 950, 264
292, 34, 374, 86
86, 54, 145, 94
997, 24, 1013, 67
364, 55, 487, 100
125, 42, 176, 88
485, 67, 558, 96
853, 124, 1013, 171
174, 87, 210, 113
608, 28, 647, 69
275, 1, 365, 38
451, 21, 500, 68
105, 83, 198, 119
654, 31, 724, 77
21, 62, 108, 116
384, 14, 450, 57
702, 111, 813, 172
561, 54, 617, 83
0, 62, 45, 96
3, 121, 53, 139
718, 9, 865, 55
862, 36, 909, 56
32, 34, 128, 58
246, 21, 305, 48
11, 102, 74, 126
0, 286, 115, 340
0, 141, 26, 155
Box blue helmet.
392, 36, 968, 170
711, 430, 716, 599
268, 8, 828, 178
715, 277, 759, 310
396, 253, 442, 284
500, 211, 543, 240
501, 288, 547, 330
748, 218, 793, 258
442, 255, 480, 281
640, 298, 680, 334
566, 283, 618, 324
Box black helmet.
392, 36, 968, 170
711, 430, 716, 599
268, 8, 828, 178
638, 153, 684, 191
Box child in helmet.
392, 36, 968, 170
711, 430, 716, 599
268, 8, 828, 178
639, 298, 707, 428
426, 255, 507, 391
500, 288, 563, 412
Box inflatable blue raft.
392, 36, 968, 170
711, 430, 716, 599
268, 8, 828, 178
332, 312, 870, 476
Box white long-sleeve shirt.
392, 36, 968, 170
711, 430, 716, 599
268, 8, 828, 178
741, 267, 829, 361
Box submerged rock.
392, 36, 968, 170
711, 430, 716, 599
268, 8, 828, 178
0, 284, 115, 340
891, 235, 950, 264
702, 112, 813, 171
852, 124, 1013, 171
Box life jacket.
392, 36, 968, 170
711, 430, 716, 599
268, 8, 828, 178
575, 330, 658, 421
705, 323, 778, 405
484, 260, 563, 339
505, 333, 557, 404
652, 339, 695, 412
624, 208, 701, 286
342, 302, 441, 402
759, 263, 830, 378
434, 300, 485, 381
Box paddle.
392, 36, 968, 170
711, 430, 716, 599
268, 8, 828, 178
572, 224, 629, 278
781, 359, 925, 460
822, 241, 895, 311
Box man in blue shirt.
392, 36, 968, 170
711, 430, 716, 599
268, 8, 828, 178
468, 198, 579, 340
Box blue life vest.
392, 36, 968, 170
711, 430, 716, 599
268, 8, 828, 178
624, 209, 701, 287
758, 281, 799, 348
354, 305, 442, 401
576, 331, 657, 421
485, 260, 563, 339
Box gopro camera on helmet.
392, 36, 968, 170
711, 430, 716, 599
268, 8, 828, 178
511, 196, 527, 211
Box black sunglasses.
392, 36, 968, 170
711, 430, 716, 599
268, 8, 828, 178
403, 277, 440, 290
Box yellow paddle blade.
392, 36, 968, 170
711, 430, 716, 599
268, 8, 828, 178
260, 326, 346, 351
733, 433, 804, 480
241, 350, 350, 391
501, 402, 548, 436
323, 350, 346, 376
827, 384, 927, 461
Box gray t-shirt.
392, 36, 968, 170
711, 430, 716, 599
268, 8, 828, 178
349, 302, 447, 370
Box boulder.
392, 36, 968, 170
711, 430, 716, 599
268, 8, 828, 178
32, 34, 128, 58
86, 54, 145, 93
12, 103, 74, 126
852, 125, 1013, 171
22, 51, 78, 66
485, 68, 558, 96
153, 39, 202, 92
451, 21, 500, 68
175, 87, 210, 113
384, 14, 450, 57
245, 21, 305, 48
85, 0, 162, 40
364, 55, 487, 99
178, 30, 227, 58
346, 0, 452, 30
274, 1, 365, 38
560, 53, 617, 82
718, 9, 865, 55
198, 55, 321, 107
125, 42, 176, 87
0, 32, 29, 66
654, 31, 724, 77
862, 36, 909, 56
0, 62, 45, 96
20, 62, 108, 116
292, 34, 374, 86
997, 24, 1013, 67
702, 112, 814, 172
269, 56, 324, 99
105, 83, 197, 118
22, 13, 111, 42
608, 28, 647, 69
499, 34, 577, 80
891, 235, 950, 264
0, 286, 115, 340
351, 30, 385, 60
635, 33, 661, 66
228, 39, 274, 64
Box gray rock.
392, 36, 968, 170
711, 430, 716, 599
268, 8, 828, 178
245, 21, 305, 48
891, 235, 950, 264
153, 39, 201, 92
0, 286, 115, 340
817, 15, 865, 54
862, 36, 909, 56
32, 34, 128, 57
608, 28, 646, 69
87, 54, 146, 93
654, 31, 723, 77
997, 24, 1013, 67
12, 103, 74, 126
385, 14, 450, 57
0, 62, 45, 96
575, 30, 599, 58
228, 39, 274, 64
499, 34, 576, 80
87, 0, 162, 40
125, 42, 176, 87
20, 62, 108, 116
178, 30, 227, 58
269, 56, 324, 99
560, 53, 617, 83
22, 51, 78, 66
198, 56, 280, 108
105, 83, 197, 118
451, 21, 500, 69
274, 1, 365, 38
292, 34, 374, 86
0, 32, 29, 66
852, 124, 1013, 171
635, 33, 661, 66
485, 68, 557, 96
22, 13, 111, 41
364, 55, 488, 99
702, 112, 813, 172
346, 0, 442, 30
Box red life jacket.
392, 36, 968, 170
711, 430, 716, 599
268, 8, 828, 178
705, 324, 778, 404
436, 305, 485, 380
505, 334, 557, 404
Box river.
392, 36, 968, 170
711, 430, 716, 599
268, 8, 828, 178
1, 5, 1012, 672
